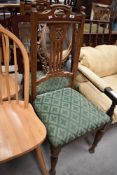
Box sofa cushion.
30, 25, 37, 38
34, 88, 110, 147
80, 45, 117, 77
78, 73, 117, 123
103, 74, 117, 90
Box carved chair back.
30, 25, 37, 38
20, 0, 50, 15
30, 4, 85, 101
0, 25, 29, 107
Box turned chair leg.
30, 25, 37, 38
35, 146, 49, 175
89, 123, 110, 153
49, 145, 61, 175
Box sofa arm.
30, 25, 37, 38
78, 64, 117, 117
78, 64, 109, 92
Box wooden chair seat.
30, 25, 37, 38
0, 74, 19, 100
0, 100, 46, 163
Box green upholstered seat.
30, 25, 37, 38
30, 71, 70, 95
33, 88, 110, 147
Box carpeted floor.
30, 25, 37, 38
0, 124, 117, 175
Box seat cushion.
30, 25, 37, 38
103, 74, 117, 91
34, 88, 110, 147
78, 74, 117, 123
30, 71, 70, 95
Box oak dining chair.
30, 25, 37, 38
0, 25, 48, 175
30, 5, 111, 175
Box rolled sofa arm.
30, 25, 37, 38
78, 64, 109, 92
78, 64, 117, 117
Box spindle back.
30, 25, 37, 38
83, 19, 113, 46
0, 25, 29, 107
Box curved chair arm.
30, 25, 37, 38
78, 64, 117, 117
104, 87, 117, 117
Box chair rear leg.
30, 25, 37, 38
49, 145, 61, 175
35, 146, 49, 175
89, 123, 110, 153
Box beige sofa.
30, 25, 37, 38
76, 45, 117, 124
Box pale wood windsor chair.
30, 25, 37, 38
0, 25, 48, 175
30, 5, 111, 175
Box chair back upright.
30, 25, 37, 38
0, 25, 29, 107
30, 4, 85, 101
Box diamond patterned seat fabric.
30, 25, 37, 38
30, 71, 70, 95
34, 88, 110, 147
